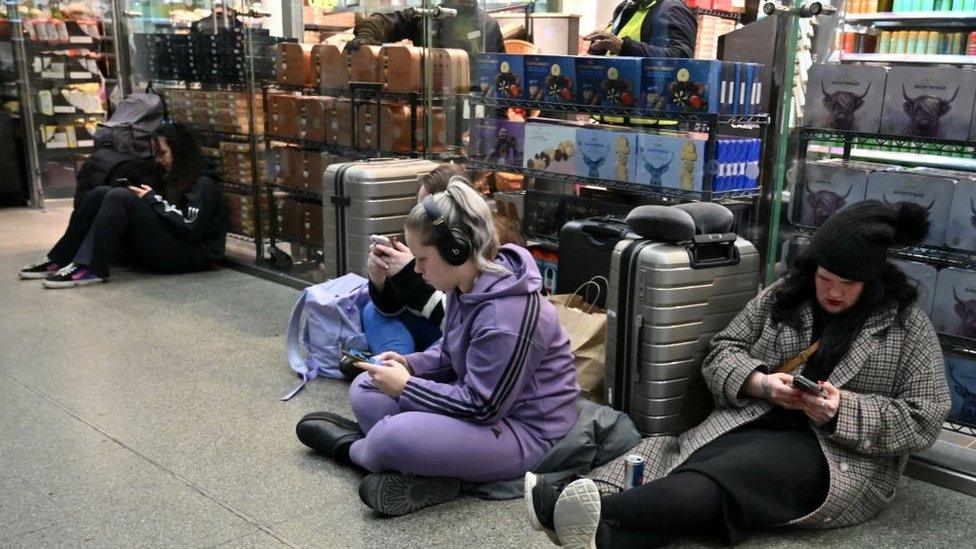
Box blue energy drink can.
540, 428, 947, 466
623, 454, 645, 488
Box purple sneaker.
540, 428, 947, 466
42, 263, 105, 289
19, 258, 61, 280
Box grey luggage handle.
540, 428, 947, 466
688, 233, 740, 269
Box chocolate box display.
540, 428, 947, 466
933, 267, 976, 339
523, 120, 579, 175
298, 96, 330, 142
269, 145, 301, 188
524, 55, 576, 103
944, 354, 976, 427
804, 64, 887, 133
893, 259, 938, 316
634, 133, 706, 190
326, 98, 353, 147
268, 92, 302, 138
642, 58, 724, 113
472, 119, 524, 167
349, 45, 381, 85
313, 44, 348, 90
864, 170, 955, 247
795, 160, 871, 227
880, 66, 976, 140
379, 45, 422, 94
478, 53, 524, 99
575, 127, 637, 182
356, 102, 446, 153
920, 167, 976, 252
276, 42, 313, 87
430, 48, 470, 96
576, 56, 641, 107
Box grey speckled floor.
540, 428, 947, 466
2, 201, 975, 548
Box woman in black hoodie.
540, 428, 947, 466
19, 123, 227, 288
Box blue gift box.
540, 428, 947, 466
524, 55, 577, 103
576, 56, 643, 107
477, 53, 525, 99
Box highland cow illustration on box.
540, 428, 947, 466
893, 260, 938, 316
804, 64, 887, 133
935, 169, 976, 252
864, 171, 955, 247
945, 355, 976, 428
880, 67, 976, 140
933, 268, 976, 340
796, 161, 869, 227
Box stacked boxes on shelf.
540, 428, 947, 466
226, 193, 270, 238
165, 89, 265, 135
134, 29, 280, 84
219, 142, 266, 186
695, 14, 739, 60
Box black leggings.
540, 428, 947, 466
49, 186, 212, 277
596, 471, 724, 549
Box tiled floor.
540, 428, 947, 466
3, 201, 976, 548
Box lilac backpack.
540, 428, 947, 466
282, 273, 369, 400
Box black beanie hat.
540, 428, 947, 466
809, 200, 930, 281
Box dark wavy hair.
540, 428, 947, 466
420, 163, 468, 196
769, 250, 919, 369
156, 122, 203, 204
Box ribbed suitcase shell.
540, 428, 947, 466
604, 237, 759, 435
322, 159, 439, 278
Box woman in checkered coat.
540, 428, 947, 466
525, 201, 952, 548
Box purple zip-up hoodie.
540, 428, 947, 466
400, 244, 580, 441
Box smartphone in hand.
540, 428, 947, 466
791, 374, 825, 396
341, 347, 380, 365
370, 234, 396, 248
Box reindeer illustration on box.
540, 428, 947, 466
641, 152, 674, 187
947, 359, 976, 427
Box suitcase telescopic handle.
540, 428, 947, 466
688, 233, 740, 269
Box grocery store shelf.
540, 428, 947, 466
800, 127, 976, 154
808, 144, 976, 172
839, 53, 976, 65
846, 11, 976, 27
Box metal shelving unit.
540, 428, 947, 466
839, 53, 976, 65
845, 11, 976, 27
692, 7, 742, 21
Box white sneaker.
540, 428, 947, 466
553, 479, 601, 549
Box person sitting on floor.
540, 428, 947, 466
524, 201, 951, 548
18, 122, 226, 288
296, 179, 581, 516
347, 163, 522, 376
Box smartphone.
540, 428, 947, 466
370, 234, 399, 248
115, 177, 131, 187
341, 347, 379, 365
792, 374, 824, 396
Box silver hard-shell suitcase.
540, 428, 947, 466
322, 158, 440, 278
605, 232, 759, 435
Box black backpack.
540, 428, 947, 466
75, 92, 166, 208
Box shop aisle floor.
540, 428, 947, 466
2, 201, 976, 548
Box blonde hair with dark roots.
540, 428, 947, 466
405, 177, 510, 276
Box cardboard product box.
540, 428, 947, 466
278, 197, 305, 243
326, 99, 354, 147
880, 66, 976, 140
477, 53, 524, 99
268, 93, 302, 138
470, 118, 498, 161
524, 55, 577, 103
929, 168, 976, 252
893, 259, 938, 316
298, 96, 330, 142
302, 151, 346, 189
642, 58, 725, 113
379, 45, 422, 94
523, 121, 579, 175
349, 45, 381, 85
635, 133, 706, 190
275, 42, 313, 86
357, 102, 447, 153
313, 44, 349, 91
303, 203, 325, 247
864, 170, 955, 247
804, 64, 887, 133
944, 354, 976, 426
576, 56, 641, 107
269, 146, 300, 187
933, 267, 976, 339
796, 160, 871, 227
576, 127, 637, 182
430, 48, 470, 96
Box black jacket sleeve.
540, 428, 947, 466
484, 16, 505, 53
618, 0, 697, 59
368, 259, 445, 325
142, 176, 222, 243
357, 8, 421, 44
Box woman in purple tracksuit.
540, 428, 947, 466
296, 179, 580, 516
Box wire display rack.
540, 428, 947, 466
799, 128, 976, 156
266, 182, 323, 201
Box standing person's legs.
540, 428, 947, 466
349, 412, 549, 483
47, 186, 112, 266
348, 372, 401, 433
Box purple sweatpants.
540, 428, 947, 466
348, 373, 552, 483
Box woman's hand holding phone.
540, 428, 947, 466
795, 380, 841, 426
127, 184, 153, 198
356, 357, 411, 398
371, 241, 414, 278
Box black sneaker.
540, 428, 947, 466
42, 263, 105, 289
525, 472, 563, 545
359, 472, 461, 516
18, 258, 61, 279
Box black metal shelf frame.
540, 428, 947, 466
692, 7, 742, 21
800, 127, 976, 156
266, 182, 324, 202
221, 182, 254, 195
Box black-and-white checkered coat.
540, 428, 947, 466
589, 284, 951, 529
